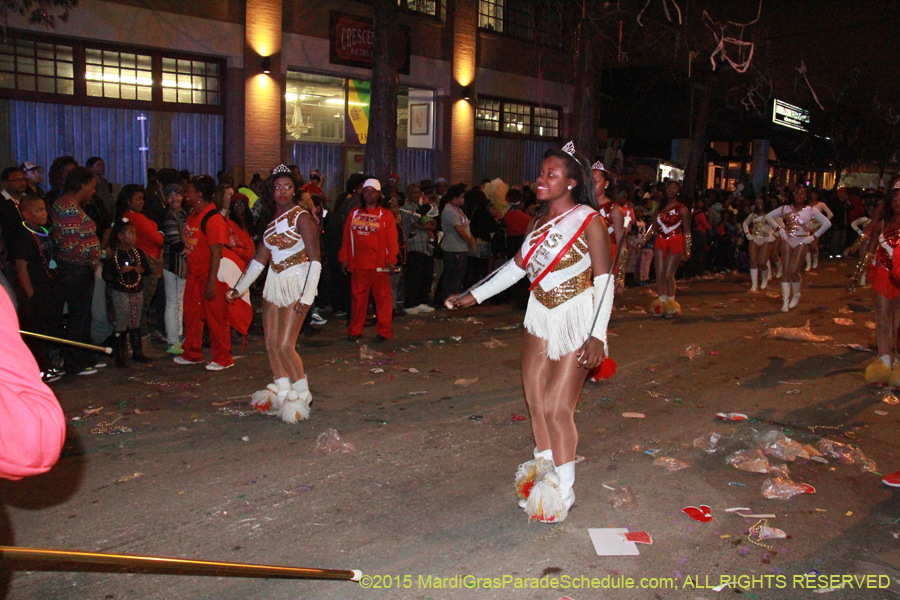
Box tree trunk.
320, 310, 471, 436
572, 7, 597, 159
832, 165, 843, 190
365, 0, 401, 181
683, 71, 713, 198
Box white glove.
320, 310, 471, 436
299, 261, 321, 305
233, 259, 265, 296
590, 274, 614, 348
746, 234, 755, 242
470, 260, 527, 304
801, 235, 816, 245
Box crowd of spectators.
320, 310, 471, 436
0, 152, 878, 381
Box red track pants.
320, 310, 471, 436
348, 268, 393, 339
181, 274, 233, 367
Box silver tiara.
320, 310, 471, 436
591, 161, 605, 171
272, 164, 291, 175
561, 141, 576, 156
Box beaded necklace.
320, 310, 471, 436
113, 246, 142, 290
21, 221, 57, 280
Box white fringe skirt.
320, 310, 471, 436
523, 289, 594, 361
263, 263, 309, 308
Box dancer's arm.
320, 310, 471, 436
226, 244, 271, 302
294, 210, 322, 313
809, 207, 832, 239
680, 204, 692, 259
765, 206, 787, 240
742, 213, 755, 239
578, 216, 612, 370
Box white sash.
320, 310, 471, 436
520, 205, 596, 286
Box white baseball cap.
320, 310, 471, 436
363, 178, 381, 191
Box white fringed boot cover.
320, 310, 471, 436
278, 376, 312, 424
516, 448, 553, 508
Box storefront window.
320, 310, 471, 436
286, 71, 434, 149
0, 38, 74, 95
85, 49, 152, 101
161, 58, 221, 105
476, 96, 561, 140
286, 72, 346, 143
476, 98, 501, 132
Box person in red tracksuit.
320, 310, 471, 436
175, 175, 234, 370
339, 178, 399, 343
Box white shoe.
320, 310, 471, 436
416, 304, 435, 313
404, 306, 420, 315
310, 312, 328, 326
173, 356, 203, 365
205, 361, 233, 371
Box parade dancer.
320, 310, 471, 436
642, 182, 690, 317
806, 190, 833, 271
765, 186, 831, 312
591, 161, 628, 293
863, 181, 900, 386
742, 198, 775, 292
227, 165, 322, 424
447, 143, 613, 523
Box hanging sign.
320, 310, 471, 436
329, 12, 411, 75
772, 100, 809, 132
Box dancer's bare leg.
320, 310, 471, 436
779, 241, 797, 283
541, 349, 588, 464
786, 244, 808, 283
522, 332, 552, 452
749, 241, 760, 270
875, 294, 896, 358
665, 253, 684, 297
262, 300, 287, 378
654, 248, 666, 297
272, 304, 308, 382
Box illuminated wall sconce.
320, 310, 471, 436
461, 85, 471, 100
261, 56, 271, 74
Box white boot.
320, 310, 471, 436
860, 272, 867, 286
760, 268, 769, 289
805, 253, 811, 272
555, 461, 576, 511
812, 253, 819, 269
250, 377, 289, 415
775, 259, 783, 278
517, 448, 553, 508
749, 268, 758, 292
278, 377, 312, 424
789, 282, 802, 308
781, 282, 790, 312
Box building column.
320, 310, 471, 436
450, 0, 477, 186
751, 139, 770, 193
244, 0, 283, 179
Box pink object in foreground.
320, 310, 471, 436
622, 531, 653, 544
0, 289, 65, 480
883, 470, 900, 487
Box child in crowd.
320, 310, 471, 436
13, 195, 63, 381
102, 218, 150, 368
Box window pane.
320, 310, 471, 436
36, 43, 55, 59
57, 62, 73, 78
0, 75, 14, 89
57, 78, 74, 95
102, 50, 118, 65
478, 0, 503, 32
207, 63, 219, 76
177, 59, 191, 73
120, 53, 136, 68
162, 57, 176, 71
137, 86, 152, 101
177, 88, 192, 103
206, 76, 219, 91
285, 71, 345, 142
162, 87, 176, 102
503, 102, 531, 134
192, 60, 205, 75
193, 90, 206, 104
0, 55, 14, 73
85, 48, 102, 64
192, 75, 204, 89
104, 82, 119, 98
17, 57, 35, 74
57, 46, 73, 63
120, 85, 136, 100
18, 75, 35, 90
86, 80, 102, 96
37, 76, 55, 93
16, 41, 35, 57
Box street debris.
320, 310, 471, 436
241, 436, 250, 442
682, 505, 712, 522
116, 472, 143, 484
817, 439, 876, 471
833, 318, 854, 326
622, 412, 645, 418
766, 320, 833, 342
588, 528, 641, 556
685, 343, 702, 360
761, 475, 815, 500
716, 412, 748, 421
314, 428, 356, 454
693, 432, 721, 453
653, 456, 690, 470
482, 338, 507, 348
603, 483, 636, 510
454, 377, 479, 387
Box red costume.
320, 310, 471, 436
597, 200, 618, 259
873, 223, 900, 301
338, 205, 399, 339
123, 210, 163, 259
182, 204, 241, 366
655, 202, 686, 257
